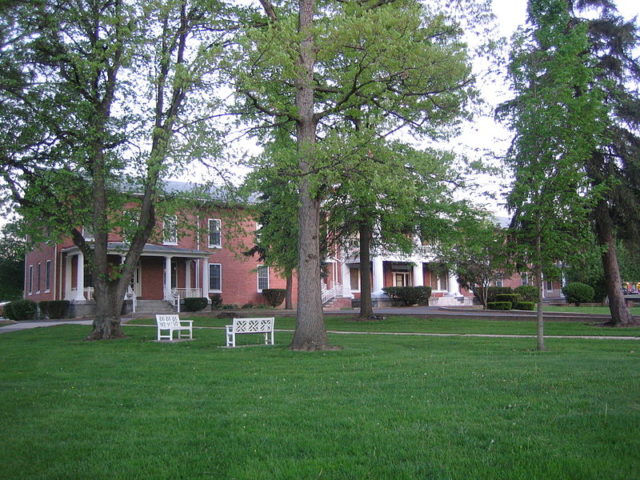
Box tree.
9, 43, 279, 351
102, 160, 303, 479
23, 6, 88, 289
0, 222, 25, 301
498, 0, 608, 349
230, 0, 477, 350
0, 0, 227, 339
566, 0, 640, 326
437, 217, 510, 309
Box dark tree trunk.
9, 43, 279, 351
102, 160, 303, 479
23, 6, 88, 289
290, 0, 334, 350
594, 203, 636, 326
358, 221, 374, 319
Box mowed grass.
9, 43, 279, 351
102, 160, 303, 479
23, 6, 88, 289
1, 323, 639, 479
544, 305, 640, 315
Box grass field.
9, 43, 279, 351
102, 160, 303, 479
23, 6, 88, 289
1, 320, 639, 479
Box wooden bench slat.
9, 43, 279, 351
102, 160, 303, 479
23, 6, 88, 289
226, 317, 275, 347
156, 314, 193, 341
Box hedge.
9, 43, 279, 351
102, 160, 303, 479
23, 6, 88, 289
39, 300, 70, 319
562, 282, 595, 306
262, 289, 286, 307
383, 286, 431, 306
495, 293, 520, 304
514, 301, 535, 311
487, 301, 512, 310
514, 285, 538, 302
183, 297, 209, 312
487, 287, 513, 303
5, 299, 37, 321
210, 293, 223, 309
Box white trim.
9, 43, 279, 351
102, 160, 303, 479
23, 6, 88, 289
257, 265, 269, 292
207, 218, 222, 248
163, 216, 178, 245
208, 263, 222, 292
28, 265, 33, 295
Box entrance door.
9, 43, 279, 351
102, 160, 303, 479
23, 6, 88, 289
394, 272, 410, 287
130, 265, 142, 296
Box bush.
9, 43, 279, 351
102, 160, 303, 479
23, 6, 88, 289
210, 293, 223, 309
5, 299, 37, 320
514, 285, 538, 302
39, 300, 70, 319
487, 301, 512, 310
383, 286, 432, 306
514, 301, 536, 311
495, 293, 520, 304
562, 282, 595, 306
261, 288, 286, 307
183, 297, 209, 312
487, 287, 513, 303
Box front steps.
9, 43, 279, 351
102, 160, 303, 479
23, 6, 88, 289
134, 300, 176, 314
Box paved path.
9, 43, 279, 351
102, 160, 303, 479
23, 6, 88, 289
0, 319, 93, 334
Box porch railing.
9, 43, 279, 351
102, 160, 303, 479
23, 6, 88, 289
171, 288, 204, 299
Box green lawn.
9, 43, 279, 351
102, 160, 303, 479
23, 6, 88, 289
544, 305, 640, 315
1, 323, 639, 479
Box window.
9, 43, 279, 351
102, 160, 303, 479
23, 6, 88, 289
36, 263, 41, 293
521, 273, 529, 286
208, 219, 221, 248
45, 260, 51, 291
28, 265, 33, 294
257, 265, 269, 291
495, 277, 503, 288
163, 216, 177, 244
546, 280, 553, 291
209, 264, 222, 291
82, 225, 94, 241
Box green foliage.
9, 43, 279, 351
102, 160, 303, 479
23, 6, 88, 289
382, 286, 431, 306
514, 285, 538, 302
209, 294, 223, 309
0, 222, 25, 301
5, 299, 37, 320
487, 301, 512, 310
261, 289, 286, 308
183, 298, 209, 312
514, 301, 536, 311
487, 287, 514, 303
495, 293, 520, 304
562, 282, 595, 306
38, 300, 70, 319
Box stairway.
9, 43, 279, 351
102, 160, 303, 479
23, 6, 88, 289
135, 300, 176, 314
322, 297, 353, 310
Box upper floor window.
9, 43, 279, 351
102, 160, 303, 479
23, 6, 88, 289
208, 219, 221, 248
163, 216, 177, 245
521, 273, 529, 286
257, 265, 269, 292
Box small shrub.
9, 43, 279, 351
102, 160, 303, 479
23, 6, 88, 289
39, 300, 70, 319
221, 304, 238, 310
183, 297, 209, 312
514, 301, 536, 311
3, 302, 14, 319
241, 303, 254, 309
6, 299, 37, 320
487, 287, 513, 303
487, 301, 512, 310
495, 293, 520, 304
514, 285, 538, 302
210, 293, 223, 309
383, 286, 431, 306
562, 282, 595, 306
261, 288, 286, 307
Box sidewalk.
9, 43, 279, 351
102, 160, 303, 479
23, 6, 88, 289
0, 319, 93, 334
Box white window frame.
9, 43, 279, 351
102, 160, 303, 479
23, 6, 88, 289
521, 273, 529, 286
209, 263, 222, 292
350, 267, 360, 293
208, 219, 221, 248
36, 263, 41, 293
28, 265, 33, 295
163, 216, 178, 245
257, 265, 269, 292
45, 260, 52, 292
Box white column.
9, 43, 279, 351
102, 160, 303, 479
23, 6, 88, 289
413, 262, 424, 287
65, 254, 73, 300
74, 251, 86, 301
372, 257, 384, 295
341, 262, 353, 298
202, 260, 210, 301
448, 270, 459, 296
164, 256, 172, 300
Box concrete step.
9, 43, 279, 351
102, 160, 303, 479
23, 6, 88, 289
135, 300, 176, 314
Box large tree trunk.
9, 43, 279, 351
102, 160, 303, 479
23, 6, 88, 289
594, 203, 636, 326
535, 234, 545, 351
290, 0, 332, 350
285, 272, 293, 310
358, 221, 374, 319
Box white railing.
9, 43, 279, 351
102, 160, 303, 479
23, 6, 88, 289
171, 288, 204, 299
321, 284, 341, 305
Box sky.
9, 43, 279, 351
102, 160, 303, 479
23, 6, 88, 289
454, 0, 640, 216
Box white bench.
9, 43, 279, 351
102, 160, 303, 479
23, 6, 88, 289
226, 317, 275, 347
156, 314, 193, 341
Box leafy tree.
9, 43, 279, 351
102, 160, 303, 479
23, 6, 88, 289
0, 222, 25, 301
498, 0, 608, 349
0, 0, 227, 339
230, 0, 477, 350
566, 0, 640, 326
